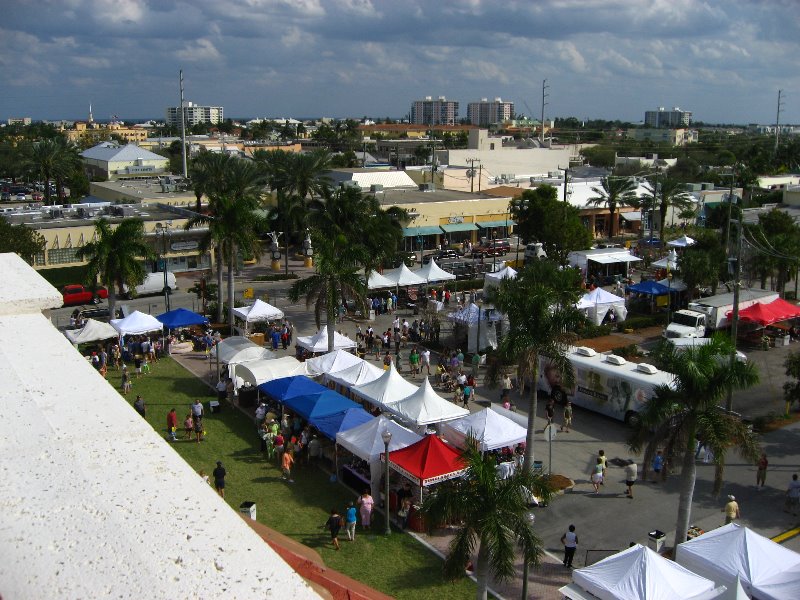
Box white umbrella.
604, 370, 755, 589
667, 235, 696, 248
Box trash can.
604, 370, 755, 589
368, 309, 376, 321
240, 501, 256, 521
648, 529, 666, 553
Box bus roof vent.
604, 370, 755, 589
575, 346, 596, 357
605, 354, 627, 366
637, 363, 659, 375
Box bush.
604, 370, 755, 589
612, 344, 644, 359
577, 324, 613, 338
253, 274, 299, 282
620, 315, 667, 330
37, 265, 90, 289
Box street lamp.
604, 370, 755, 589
381, 429, 393, 536
268, 231, 282, 273
302, 228, 313, 268
155, 222, 172, 312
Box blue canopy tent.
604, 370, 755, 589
627, 280, 670, 295
309, 407, 374, 441
283, 390, 361, 421
156, 308, 209, 329
258, 376, 327, 403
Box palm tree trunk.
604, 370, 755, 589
522, 364, 539, 475
474, 542, 490, 600
327, 279, 336, 352
284, 216, 290, 275
215, 248, 224, 324
227, 243, 236, 335
108, 289, 117, 321
674, 432, 698, 547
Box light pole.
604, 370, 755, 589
476, 298, 482, 355
381, 429, 393, 535
302, 228, 313, 268
155, 222, 172, 312
268, 231, 282, 273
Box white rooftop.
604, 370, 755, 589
0, 253, 318, 598
81, 142, 168, 163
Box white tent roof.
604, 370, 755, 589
573, 544, 719, 600
657, 277, 688, 292
483, 265, 517, 288
447, 302, 499, 326
415, 258, 456, 283
367, 270, 395, 290
296, 328, 357, 352
382, 263, 427, 287
326, 360, 384, 388
675, 523, 800, 600
64, 319, 119, 344
232, 299, 284, 322
233, 356, 309, 387
385, 378, 469, 426
336, 415, 422, 462
110, 310, 163, 336
305, 349, 362, 376
441, 407, 527, 452
667, 235, 696, 247
350, 362, 418, 408
577, 287, 625, 308
576, 287, 628, 326
652, 249, 679, 270
211, 336, 276, 364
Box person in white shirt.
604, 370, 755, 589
561, 525, 578, 568
420, 348, 431, 375
624, 460, 638, 498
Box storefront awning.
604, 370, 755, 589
403, 226, 443, 237
440, 222, 479, 233
476, 220, 516, 228
620, 211, 642, 222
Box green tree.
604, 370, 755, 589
23, 137, 81, 204
628, 335, 759, 547
0, 220, 46, 263
755, 209, 800, 294
488, 261, 584, 471
783, 352, 800, 415
266, 191, 309, 275
420, 438, 553, 600
76, 218, 154, 317
587, 176, 638, 238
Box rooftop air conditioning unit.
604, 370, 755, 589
605, 354, 627, 366
575, 346, 596, 357
418, 183, 433, 192
549, 171, 561, 178
636, 363, 659, 375
370, 184, 383, 192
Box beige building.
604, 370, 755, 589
63, 121, 148, 145
626, 128, 698, 146
81, 142, 170, 180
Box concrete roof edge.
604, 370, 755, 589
0, 253, 61, 314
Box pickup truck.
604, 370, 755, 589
61, 284, 108, 307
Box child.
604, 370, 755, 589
652, 450, 664, 482
134, 355, 143, 378
184, 414, 194, 440
282, 449, 294, 483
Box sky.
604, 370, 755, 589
1, 0, 798, 125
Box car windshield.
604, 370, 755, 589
672, 312, 700, 327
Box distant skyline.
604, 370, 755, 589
1, 1, 798, 125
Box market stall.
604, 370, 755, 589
765, 298, 800, 321
305, 348, 362, 377
211, 336, 276, 365
296, 328, 357, 354
350, 362, 418, 410
233, 357, 309, 388
667, 235, 697, 247
64, 318, 119, 346
282, 389, 362, 421
447, 302, 501, 353
325, 360, 384, 394
440, 407, 527, 452
384, 378, 469, 432
110, 310, 164, 336
258, 375, 328, 403
367, 270, 396, 290
576, 287, 628, 326
382, 263, 427, 288
415, 258, 456, 284
155, 308, 209, 329
483, 265, 517, 289
309, 407, 373, 442
232, 299, 284, 334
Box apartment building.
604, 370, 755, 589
644, 107, 692, 128
627, 128, 697, 146
467, 98, 514, 127
165, 102, 224, 127
410, 96, 459, 126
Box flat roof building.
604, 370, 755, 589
410, 96, 459, 126
644, 107, 692, 128
166, 102, 224, 127
467, 98, 514, 127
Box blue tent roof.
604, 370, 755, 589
155, 308, 209, 329
283, 390, 361, 420
628, 280, 671, 295
309, 407, 374, 441
258, 376, 327, 402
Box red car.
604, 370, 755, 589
61, 284, 108, 307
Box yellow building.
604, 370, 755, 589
63, 122, 148, 145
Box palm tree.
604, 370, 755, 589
288, 232, 368, 352
76, 218, 154, 317
641, 175, 692, 241
188, 151, 223, 213
266, 191, 309, 274
488, 261, 584, 472
420, 438, 553, 600
24, 137, 79, 205
587, 175, 638, 239
628, 334, 760, 547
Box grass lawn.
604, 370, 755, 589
118, 357, 476, 599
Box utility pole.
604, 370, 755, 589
478, 164, 482, 192
467, 158, 480, 193
775, 89, 784, 152
430, 120, 436, 191
179, 70, 188, 178
724, 164, 737, 256
726, 219, 743, 413
540, 79, 549, 145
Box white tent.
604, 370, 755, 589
296, 328, 357, 353
675, 523, 800, 600
668, 235, 697, 247
232, 299, 284, 333
211, 336, 276, 365
385, 378, 469, 428
441, 407, 527, 452
326, 360, 384, 388
652, 249, 679, 270
563, 544, 722, 600
336, 415, 422, 500
657, 277, 688, 292
576, 287, 628, 326
415, 258, 456, 283
64, 319, 119, 345
382, 263, 427, 287
483, 265, 517, 289
110, 310, 164, 336
305, 349, 362, 377
351, 362, 418, 409
233, 356, 309, 387
447, 302, 500, 353
367, 270, 395, 290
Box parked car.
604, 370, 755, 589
422, 249, 460, 264
61, 284, 109, 307
122, 272, 177, 299
382, 251, 416, 268
471, 240, 511, 258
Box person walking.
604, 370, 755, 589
590, 458, 604, 494
598, 450, 607, 483
121, 366, 132, 394
324, 508, 342, 550
344, 501, 357, 542
624, 460, 638, 499
722, 495, 740, 525
560, 401, 573, 432
166, 408, 178, 442
545, 400, 555, 425
212, 461, 226, 498
133, 394, 146, 418
652, 450, 664, 482
357, 489, 374, 529
420, 347, 431, 376
756, 453, 768, 489
561, 525, 578, 568
192, 399, 204, 443
282, 449, 295, 483
784, 474, 800, 516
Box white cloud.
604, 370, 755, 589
176, 38, 222, 62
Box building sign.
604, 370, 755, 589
243, 288, 254, 299
448, 215, 464, 224
171, 240, 199, 251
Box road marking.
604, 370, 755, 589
772, 526, 800, 544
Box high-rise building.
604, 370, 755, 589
410, 96, 459, 126
644, 107, 692, 128
165, 102, 224, 127
467, 98, 514, 127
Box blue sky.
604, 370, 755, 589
1, 0, 797, 124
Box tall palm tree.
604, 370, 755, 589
641, 175, 692, 241
288, 233, 368, 352
24, 137, 79, 205
587, 175, 638, 239
628, 334, 759, 547
266, 190, 309, 274
188, 151, 223, 213
488, 261, 584, 472
76, 218, 154, 317
420, 438, 553, 600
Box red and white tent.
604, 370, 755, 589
383, 434, 466, 491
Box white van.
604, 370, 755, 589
123, 272, 177, 298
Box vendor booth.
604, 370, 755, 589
350, 363, 418, 409
211, 336, 275, 365
447, 302, 501, 354
296, 328, 357, 353
415, 258, 456, 284
309, 407, 373, 442
305, 349, 362, 377
385, 378, 469, 431
232, 299, 284, 334
233, 357, 308, 388
765, 298, 800, 321
326, 360, 384, 392
382, 263, 427, 288
336, 415, 422, 501
259, 375, 328, 403
367, 270, 395, 290
675, 523, 800, 600
64, 318, 119, 345
567, 248, 641, 282
483, 265, 517, 289
562, 543, 723, 600
667, 235, 697, 247
441, 407, 527, 452
283, 389, 361, 421
110, 310, 164, 336
576, 288, 628, 326
155, 308, 208, 329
